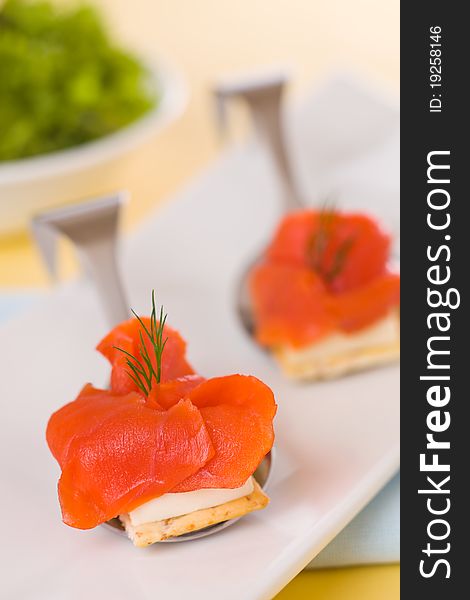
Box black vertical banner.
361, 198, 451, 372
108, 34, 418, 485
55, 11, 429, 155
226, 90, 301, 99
401, 2, 466, 598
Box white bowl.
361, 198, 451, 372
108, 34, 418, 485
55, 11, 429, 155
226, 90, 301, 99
0, 63, 187, 235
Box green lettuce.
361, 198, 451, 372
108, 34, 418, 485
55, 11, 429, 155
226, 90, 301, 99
0, 0, 157, 161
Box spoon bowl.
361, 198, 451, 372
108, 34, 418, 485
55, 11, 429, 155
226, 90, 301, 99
235, 252, 263, 338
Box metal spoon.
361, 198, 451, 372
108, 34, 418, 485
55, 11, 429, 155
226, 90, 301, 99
32, 193, 274, 542
32, 193, 130, 327
214, 72, 303, 336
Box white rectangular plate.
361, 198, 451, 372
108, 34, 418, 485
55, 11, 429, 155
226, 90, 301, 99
0, 74, 399, 600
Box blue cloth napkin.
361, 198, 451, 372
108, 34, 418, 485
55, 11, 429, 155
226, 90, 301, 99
0, 292, 42, 321
310, 473, 399, 567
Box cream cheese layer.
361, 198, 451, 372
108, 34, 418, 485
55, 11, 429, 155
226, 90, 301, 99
128, 478, 254, 526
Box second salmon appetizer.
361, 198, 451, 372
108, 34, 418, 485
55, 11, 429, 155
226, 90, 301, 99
46, 293, 276, 546
249, 208, 400, 379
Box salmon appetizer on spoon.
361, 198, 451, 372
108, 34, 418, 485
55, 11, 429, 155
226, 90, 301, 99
250, 208, 400, 379
46, 293, 276, 546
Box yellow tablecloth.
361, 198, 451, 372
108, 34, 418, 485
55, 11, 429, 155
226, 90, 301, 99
276, 565, 399, 599
0, 1, 399, 597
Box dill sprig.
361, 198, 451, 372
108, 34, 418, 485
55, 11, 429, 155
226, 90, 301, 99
113, 290, 168, 395
326, 237, 355, 282
307, 200, 355, 284
307, 200, 336, 274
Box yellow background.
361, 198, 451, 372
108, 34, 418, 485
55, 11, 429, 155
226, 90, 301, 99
0, 1, 400, 597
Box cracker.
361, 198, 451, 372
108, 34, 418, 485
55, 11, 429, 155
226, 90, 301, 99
274, 312, 400, 380
120, 479, 269, 547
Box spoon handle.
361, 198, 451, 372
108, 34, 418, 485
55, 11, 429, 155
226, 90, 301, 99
31, 193, 130, 327
214, 70, 302, 213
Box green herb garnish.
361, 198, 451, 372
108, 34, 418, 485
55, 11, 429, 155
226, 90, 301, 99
325, 237, 355, 283
307, 201, 355, 284
114, 291, 168, 396
0, 0, 157, 161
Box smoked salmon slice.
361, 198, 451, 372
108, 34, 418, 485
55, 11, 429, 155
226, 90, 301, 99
250, 263, 335, 348
266, 210, 392, 293
47, 385, 214, 529
47, 331, 277, 529
250, 209, 400, 348
173, 375, 276, 491
146, 375, 206, 410
332, 273, 400, 332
